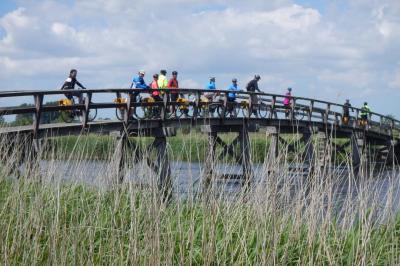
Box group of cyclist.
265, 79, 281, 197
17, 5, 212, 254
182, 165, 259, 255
60, 68, 372, 124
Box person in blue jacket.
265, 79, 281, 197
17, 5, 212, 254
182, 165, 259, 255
206, 77, 216, 90
130, 70, 149, 102
227, 78, 240, 102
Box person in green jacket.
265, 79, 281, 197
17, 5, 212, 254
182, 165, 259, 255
158, 69, 168, 89
360, 102, 371, 122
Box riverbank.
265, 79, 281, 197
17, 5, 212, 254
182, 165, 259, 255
0, 176, 399, 264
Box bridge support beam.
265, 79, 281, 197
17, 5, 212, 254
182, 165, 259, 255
302, 127, 316, 166
239, 126, 252, 189
266, 126, 279, 160
302, 127, 329, 174
114, 132, 128, 184
153, 136, 172, 201
204, 132, 217, 189
201, 124, 254, 190
351, 132, 365, 174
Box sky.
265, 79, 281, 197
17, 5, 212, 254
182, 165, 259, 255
0, 0, 400, 117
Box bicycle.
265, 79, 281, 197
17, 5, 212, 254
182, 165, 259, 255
134, 95, 162, 119
284, 105, 306, 120
58, 97, 97, 123
241, 100, 270, 118
197, 94, 224, 118
174, 97, 194, 118
114, 97, 128, 121
218, 100, 239, 118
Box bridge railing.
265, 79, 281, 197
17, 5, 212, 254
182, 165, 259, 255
0, 88, 398, 138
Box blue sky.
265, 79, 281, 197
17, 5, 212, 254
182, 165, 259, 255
0, 0, 400, 117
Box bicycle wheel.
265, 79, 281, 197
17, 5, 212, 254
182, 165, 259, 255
294, 110, 305, 120
258, 103, 269, 118
116, 108, 125, 121
60, 110, 73, 123
87, 108, 97, 122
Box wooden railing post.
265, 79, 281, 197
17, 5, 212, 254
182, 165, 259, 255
161, 91, 168, 120
354, 110, 359, 129
33, 94, 43, 139
247, 92, 252, 119
124, 92, 133, 124
324, 103, 330, 124
270, 96, 276, 119
193, 91, 201, 118
308, 100, 314, 122
222, 92, 228, 120
291, 98, 296, 120
82, 92, 92, 128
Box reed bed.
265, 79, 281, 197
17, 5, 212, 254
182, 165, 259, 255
0, 129, 399, 265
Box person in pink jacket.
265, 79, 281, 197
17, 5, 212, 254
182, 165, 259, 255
283, 87, 292, 118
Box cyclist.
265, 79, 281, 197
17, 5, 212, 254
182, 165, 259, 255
61, 69, 86, 104
168, 71, 179, 114
246, 75, 261, 116
204, 77, 217, 117
130, 70, 149, 102
283, 87, 292, 118
227, 78, 240, 114
205, 77, 216, 100
342, 99, 353, 124
360, 102, 371, 126
150, 74, 162, 101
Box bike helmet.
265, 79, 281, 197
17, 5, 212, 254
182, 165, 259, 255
232, 78, 238, 82
255, 75, 261, 80
364, 102, 368, 105
210, 77, 216, 81
139, 70, 145, 75
160, 69, 167, 75
288, 87, 292, 91
172, 71, 178, 75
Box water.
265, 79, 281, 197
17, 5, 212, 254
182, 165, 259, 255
32, 159, 400, 221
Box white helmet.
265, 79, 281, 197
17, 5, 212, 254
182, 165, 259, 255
139, 70, 145, 75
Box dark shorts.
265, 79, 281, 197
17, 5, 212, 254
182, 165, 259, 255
170, 93, 179, 102
63, 90, 82, 100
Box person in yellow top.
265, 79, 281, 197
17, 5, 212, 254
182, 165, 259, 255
158, 69, 168, 89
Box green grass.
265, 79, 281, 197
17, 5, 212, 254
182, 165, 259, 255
1, 131, 399, 265
0, 177, 400, 265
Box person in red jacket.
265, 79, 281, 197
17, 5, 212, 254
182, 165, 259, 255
168, 71, 179, 113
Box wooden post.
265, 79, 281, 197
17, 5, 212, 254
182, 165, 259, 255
124, 92, 133, 124
269, 96, 276, 119
308, 100, 314, 122
161, 92, 168, 120
82, 92, 92, 128
116, 132, 128, 184
204, 132, 217, 190
239, 125, 252, 188
266, 126, 279, 160
32, 94, 43, 154
302, 127, 315, 167
154, 136, 172, 201
351, 132, 364, 175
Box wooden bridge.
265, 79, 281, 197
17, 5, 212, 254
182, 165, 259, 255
1, 88, 399, 194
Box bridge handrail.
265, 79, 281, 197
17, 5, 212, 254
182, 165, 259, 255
0, 88, 399, 129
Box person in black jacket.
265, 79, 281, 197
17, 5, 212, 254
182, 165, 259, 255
61, 69, 86, 104
342, 99, 353, 124
246, 75, 261, 116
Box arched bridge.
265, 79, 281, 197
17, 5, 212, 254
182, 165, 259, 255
1, 88, 399, 190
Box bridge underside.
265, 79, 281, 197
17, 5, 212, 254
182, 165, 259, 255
0, 118, 394, 145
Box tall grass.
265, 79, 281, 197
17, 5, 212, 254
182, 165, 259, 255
0, 128, 400, 265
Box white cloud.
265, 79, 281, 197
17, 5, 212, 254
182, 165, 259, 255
0, 0, 399, 115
